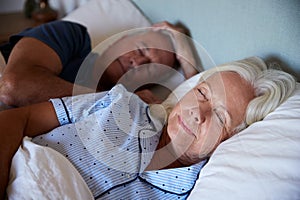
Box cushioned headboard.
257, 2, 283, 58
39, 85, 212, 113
132, 0, 300, 80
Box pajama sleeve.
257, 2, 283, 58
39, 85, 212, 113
50, 84, 132, 125
50, 91, 108, 125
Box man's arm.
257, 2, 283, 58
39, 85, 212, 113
0, 101, 60, 199
152, 21, 198, 79
0, 37, 94, 107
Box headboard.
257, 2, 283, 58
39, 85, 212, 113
132, 0, 300, 80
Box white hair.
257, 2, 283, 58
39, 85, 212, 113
200, 56, 296, 133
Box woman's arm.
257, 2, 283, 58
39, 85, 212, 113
0, 101, 59, 199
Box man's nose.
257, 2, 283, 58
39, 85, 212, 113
130, 56, 150, 67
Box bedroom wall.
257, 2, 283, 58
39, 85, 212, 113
0, 0, 90, 18
1, 0, 299, 80
132, 0, 300, 80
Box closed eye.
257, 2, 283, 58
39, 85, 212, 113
197, 88, 208, 101
137, 41, 149, 55
137, 48, 144, 56
213, 107, 231, 134
214, 110, 225, 126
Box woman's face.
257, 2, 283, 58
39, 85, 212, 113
167, 71, 255, 165
101, 31, 176, 86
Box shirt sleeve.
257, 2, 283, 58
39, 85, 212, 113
50, 98, 71, 125
9, 21, 91, 67
50, 91, 108, 125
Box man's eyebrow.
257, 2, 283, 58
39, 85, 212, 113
139, 41, 148, 48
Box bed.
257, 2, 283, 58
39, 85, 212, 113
2, 0, 300, 199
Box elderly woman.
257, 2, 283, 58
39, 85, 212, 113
0, 57, 295, 199
0, 20, 197, 107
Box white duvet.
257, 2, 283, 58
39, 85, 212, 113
7, 137, 93, 200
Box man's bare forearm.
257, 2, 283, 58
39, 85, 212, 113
0, 69, 95, 107
0, 37, 95, 107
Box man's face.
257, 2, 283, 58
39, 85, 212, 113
102, 31, 176, 85
167, 71, 255, 165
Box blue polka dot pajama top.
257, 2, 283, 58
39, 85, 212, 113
32, 84, 206, 199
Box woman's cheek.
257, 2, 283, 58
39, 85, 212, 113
167, 115, 179, 140
195, 123, 224, 158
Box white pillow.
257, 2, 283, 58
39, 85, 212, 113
62, 0, 151, 48
188, 83, 300, 200
169, 73, 300, 199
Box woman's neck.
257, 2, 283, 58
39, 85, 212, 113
145, 126, 186, 171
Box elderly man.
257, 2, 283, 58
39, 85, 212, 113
0, 20, 198, 106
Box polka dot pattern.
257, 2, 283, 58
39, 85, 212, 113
34, 85, 206, 199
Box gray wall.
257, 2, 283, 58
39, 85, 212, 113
1, 0, 299, 79
133, 0, 300, 80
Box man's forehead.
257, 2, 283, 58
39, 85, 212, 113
129, 31, 173, 48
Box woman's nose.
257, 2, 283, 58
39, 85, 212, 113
189, 109, 205, 124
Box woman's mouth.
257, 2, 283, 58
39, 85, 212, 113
178, 115, 196, 138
